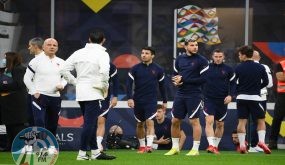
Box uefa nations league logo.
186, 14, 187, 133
11, 127, 59, 165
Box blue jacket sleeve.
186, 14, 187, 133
173, 58, 179, 76
110, 64, 119, 97
260, 67, 269, 89
126, 69, 134, 100
158, 70, 167, 103
229, 70, 236, 98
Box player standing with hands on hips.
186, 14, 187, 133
127, 46, 167, 153
60, 29, 116, 160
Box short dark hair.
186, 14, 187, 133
184, 38, 197, 46
212, 49, 224, 55
142, 46, 155, 55
238, 45, 253, 58
156, 104, 164, 110
89, 28, 105, 44
29, 37, 44, 49
232, 130, 237, 134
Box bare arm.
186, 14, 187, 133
153, 135, 171, 145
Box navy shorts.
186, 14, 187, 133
172, 97, 203, 119
134, 102, 157, 122
237, 99, 265, 119
98, 98, 111, 119
203, 97, 227, 121
260, 100, 266, 111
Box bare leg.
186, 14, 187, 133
189, 118, 201, 151
205, 115, 215, 146
96, 116, 106, 151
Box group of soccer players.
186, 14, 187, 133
127, 38, 272, 156
22, 28, 272, 161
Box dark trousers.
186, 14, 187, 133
78, 100, 100, 151
32, 94, 61, 136
6, 123, 26, 150
270, 93, 285, 142
27, 94, 34, 126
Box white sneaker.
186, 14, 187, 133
253, 146, 264, 152
13, 145, 33, 154
48, 146, 58, 155
76, 154, 90, 160
248, 147, 258, 153
25, 145, 33, 154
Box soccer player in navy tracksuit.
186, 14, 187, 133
153, 104, 186, 150
165, 39, 209, 156
203, 49, 236, 154
235, 46, 271, 154
95, 62, 119, 151
127, 46, 167, 153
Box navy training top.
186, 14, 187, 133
126, 62, 167, 103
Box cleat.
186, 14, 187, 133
206, 145, 220, 154
164, 148, 179, 155
76, 154, 90, 160
137, 147, 146, 153
257, 142, 271, 154
239, 146, 248, 154
186, 149, 199, 156
215, 147, 220, 154
146, 146, 152, 153
92, 152, 116, 160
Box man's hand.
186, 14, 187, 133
127, 99, 134, 108
110, 97, 118, 108
156, 136, 171, 144
224, 95, 232, 104
55, 85, 64, 91
172, 75, 183, 86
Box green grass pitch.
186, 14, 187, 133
1, 150, 285, 165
